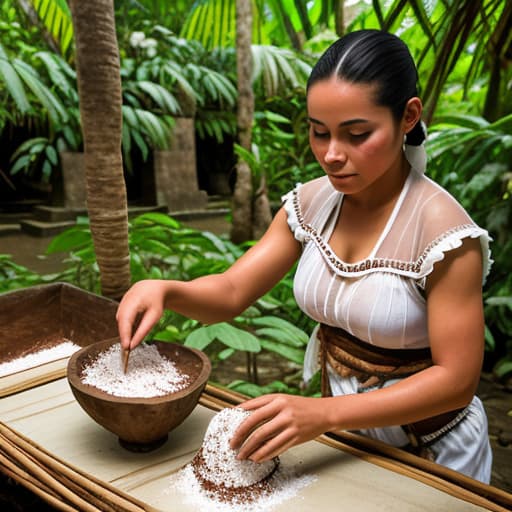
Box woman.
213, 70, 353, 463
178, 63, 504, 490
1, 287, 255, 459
117, 29, 492, 483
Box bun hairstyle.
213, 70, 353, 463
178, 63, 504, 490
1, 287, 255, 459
307, 29, 425, 146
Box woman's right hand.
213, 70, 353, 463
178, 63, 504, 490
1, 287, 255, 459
116, 279, 169, 350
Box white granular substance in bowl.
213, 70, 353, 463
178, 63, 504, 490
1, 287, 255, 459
167, 407, 316, 511
81, 343, 190, 398
0, 341, 81, 378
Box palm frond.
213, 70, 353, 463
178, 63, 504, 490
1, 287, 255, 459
32, 0, 74, 58
0, 44, 31, 113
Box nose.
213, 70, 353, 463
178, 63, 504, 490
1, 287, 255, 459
324, 138, 347, 165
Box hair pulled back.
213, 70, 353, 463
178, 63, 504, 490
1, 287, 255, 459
307, 29, 425, 146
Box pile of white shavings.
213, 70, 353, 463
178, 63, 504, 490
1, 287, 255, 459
167, 407, 316, 512
171, 461, 315, 512
0, 341, 81, 378
197, 408, 277, 488
81, 343, 190, 398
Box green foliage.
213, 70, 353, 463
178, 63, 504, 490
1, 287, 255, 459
9, 136, 59, 183
124, 26, 238, 146
0, 255, 46, 293
0, 42, 70, 129
31, 0, 74, 59
427, 113, 512, 376
186, 323, 261, 353
236, 99, 322, 202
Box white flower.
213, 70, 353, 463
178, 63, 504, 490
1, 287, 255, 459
129, 31, 146, 48
139, 37, 157, 48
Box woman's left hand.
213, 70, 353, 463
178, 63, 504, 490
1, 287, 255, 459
230, 394, 331, 463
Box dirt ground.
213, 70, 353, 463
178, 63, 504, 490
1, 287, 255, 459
0, 223, 511, 507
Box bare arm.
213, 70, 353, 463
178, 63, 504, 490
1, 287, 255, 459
232, 237, 486, 462
117, 208, 302, 350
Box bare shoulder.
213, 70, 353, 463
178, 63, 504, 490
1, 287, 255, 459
425, 236, 483, 295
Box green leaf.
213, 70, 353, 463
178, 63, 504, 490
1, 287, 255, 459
185, 327, 215, 350
494, 358, 512, 379
45, 228, 92, 254
218, 348, 235, 360
133, 212, 181, 228
226, 381, 264, 398
207, 323, 261, 352
255, 327, 306, 347
0, 50, 30, 113
431, 114, 489, 130
152, 329, 179, 342
484, 325, 495, 352
133, 238, 172, 256
10, 155, 31, 175
486, 297, 512, 310
45, 145, 58, 165
260, 339, 304, 365
249, 316, 309, 344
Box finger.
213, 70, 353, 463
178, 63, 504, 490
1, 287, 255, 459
238, 394, 276, 411
117, 303, 141, 350
248, 430, 296, 463
128, 310, 161, 350
230, 403, 277, 450
236, 415, 287, 460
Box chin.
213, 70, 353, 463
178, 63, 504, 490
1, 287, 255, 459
327, 174, 360, 193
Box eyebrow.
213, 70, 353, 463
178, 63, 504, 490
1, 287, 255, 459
307, 117, 370, 127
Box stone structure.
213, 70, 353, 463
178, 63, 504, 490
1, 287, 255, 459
60, 151, 86, 210
154, 117, 208, 212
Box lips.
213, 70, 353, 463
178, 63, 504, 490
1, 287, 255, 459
329, 173, 357, 179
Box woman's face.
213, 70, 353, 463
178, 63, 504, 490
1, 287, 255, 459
307, 77, 406, 195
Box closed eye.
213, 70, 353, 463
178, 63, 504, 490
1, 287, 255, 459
312, 130, 329, 139
349, 132, 370, 141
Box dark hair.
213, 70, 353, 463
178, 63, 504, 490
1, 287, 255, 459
307, 29, 425, 146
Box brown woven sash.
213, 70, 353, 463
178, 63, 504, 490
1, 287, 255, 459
317, 324, 432, 393
317, 324, 467, 455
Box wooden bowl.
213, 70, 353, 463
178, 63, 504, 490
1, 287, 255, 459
67, 339, 211, 452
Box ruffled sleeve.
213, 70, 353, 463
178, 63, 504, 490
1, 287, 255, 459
416, 226, 493, 289
281, 185, 310, 243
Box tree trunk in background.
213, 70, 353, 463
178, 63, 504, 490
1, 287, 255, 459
230, 0, 254, 244
69, 0, 130, 300
334, 0, 344, 36
252, 174, 272, 240
483, 3, 512, 121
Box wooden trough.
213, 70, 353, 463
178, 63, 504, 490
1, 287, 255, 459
0, 282, 119, 397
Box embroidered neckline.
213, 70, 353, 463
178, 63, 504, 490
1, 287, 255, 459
291, 188, 477, 276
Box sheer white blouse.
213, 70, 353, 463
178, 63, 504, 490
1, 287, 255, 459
283, 168, 492, 351
282, 168, 494, 482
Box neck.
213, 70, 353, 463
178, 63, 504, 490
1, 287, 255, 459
345, 153, 410, 211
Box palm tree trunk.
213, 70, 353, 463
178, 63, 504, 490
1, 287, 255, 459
69, 0, 130, 300
231, 0, 254, 244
